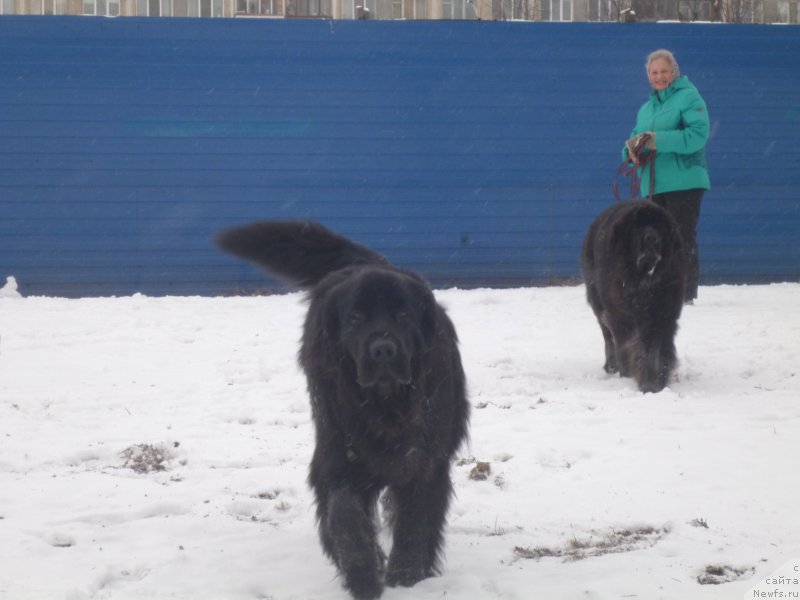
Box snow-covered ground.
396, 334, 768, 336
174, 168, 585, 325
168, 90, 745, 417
1, 281, 798, 600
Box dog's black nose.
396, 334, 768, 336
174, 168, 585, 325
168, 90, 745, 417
369, 338, 398, 363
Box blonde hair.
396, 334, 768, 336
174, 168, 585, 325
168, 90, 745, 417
646, 49, 681, 80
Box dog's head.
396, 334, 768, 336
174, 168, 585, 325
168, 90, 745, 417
323, 267, 436, 396
633, 225, 664, 277
608, 204, 675, 280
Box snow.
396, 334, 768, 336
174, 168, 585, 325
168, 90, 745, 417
1, 283, 799, 600
0, 276, 21, 299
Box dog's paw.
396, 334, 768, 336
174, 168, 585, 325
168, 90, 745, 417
337, 543, 385, 599
345, 572, 384, 600
603, 361, 618, 374
385, 564, 429, 588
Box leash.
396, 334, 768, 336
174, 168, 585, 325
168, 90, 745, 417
613, 134, 656, 202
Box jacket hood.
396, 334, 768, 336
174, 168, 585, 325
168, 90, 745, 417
652, 75, 697, 103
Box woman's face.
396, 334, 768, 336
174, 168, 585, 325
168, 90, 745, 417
648, 58, 674, 91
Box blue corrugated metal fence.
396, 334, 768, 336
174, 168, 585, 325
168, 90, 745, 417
1, 16, 798, 296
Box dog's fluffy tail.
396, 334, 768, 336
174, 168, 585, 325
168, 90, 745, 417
215, 220, 388, 289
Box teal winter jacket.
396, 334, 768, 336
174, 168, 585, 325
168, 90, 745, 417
623, 75, 711, 196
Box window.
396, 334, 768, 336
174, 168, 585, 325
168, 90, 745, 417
299, 0, 330, 15
82, 0, 120, 14
201, 0, 224, 16
442, 0, 475, 18
166, 0, 201, 15
496, 0, 528, 19
544, 0, 570, 20
776, 0, 789, 20
238, 0, 279, 14
594, 0, 614, 20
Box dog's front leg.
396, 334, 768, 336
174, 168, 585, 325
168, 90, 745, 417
324, 486, 385, 600
386, 462, 452, 588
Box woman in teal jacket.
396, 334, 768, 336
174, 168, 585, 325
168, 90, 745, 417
623, 49, 710, 303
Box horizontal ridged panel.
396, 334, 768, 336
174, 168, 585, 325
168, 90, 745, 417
0, 17, 798, 296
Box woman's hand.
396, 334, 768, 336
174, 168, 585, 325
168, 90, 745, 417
626, 137, 641, 164
626, 132, 656, 164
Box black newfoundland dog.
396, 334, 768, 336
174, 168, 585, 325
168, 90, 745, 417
581, 201, 686, 393
216, 221, 469, 599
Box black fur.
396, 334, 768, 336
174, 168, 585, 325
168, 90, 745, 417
580, 202, 686, 393
216, 221, 469, 599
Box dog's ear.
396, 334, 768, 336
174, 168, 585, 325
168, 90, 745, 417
416, 287, 438, 346
310, 272, 350, 347
323, 298, 342, 344
612, 205, 656, 268
609, 214, 634, 259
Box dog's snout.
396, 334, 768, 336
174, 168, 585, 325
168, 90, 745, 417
369, 338, 398, 363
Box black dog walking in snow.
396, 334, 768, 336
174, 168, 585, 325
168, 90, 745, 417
581, 201, 686, 393
216, 221, 470, 599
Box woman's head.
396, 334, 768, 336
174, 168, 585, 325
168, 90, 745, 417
646, 49, 680, 91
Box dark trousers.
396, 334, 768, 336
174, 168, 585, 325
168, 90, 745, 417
652, 188, 704, 302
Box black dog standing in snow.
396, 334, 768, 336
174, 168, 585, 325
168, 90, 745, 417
216, 221, 469, 599
581, 201, 686, 393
